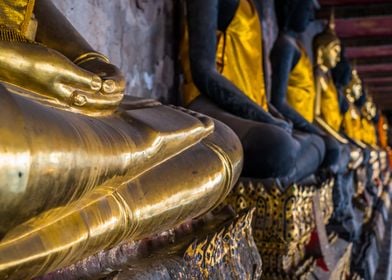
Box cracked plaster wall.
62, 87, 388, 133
53, 0, 178, 104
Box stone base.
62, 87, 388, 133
311, 240, 352, 280
350, 199, 391, 279
37, 209, 262, 280
222, 178, 318, 276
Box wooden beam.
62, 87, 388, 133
355, 57, 392, 65
364, 77, 392, 84
335, 16, 392, 38
346, 45, 392, 59
368, 87, 392, 93
357, 64, 392, 73
319, 0, 389, 6
318, 3, 392, 19
358, 71, 392, 79
364, 81, 392, 89
343, 37, 392, 47
373, 94, 392, 109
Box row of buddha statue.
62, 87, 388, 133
0, 0, 390, 279
181, 0, 391, 278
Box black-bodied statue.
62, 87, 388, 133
270, 1, 358, 241
180, 0, 326, 188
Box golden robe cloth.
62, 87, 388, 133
181, 0, 267, 111
321, 76, 343, 132
343, 104, 362, 141
361, 118, 377, 146
287, 44, 316, 122
0, 0, 36, 41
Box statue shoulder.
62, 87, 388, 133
271, 34, 301, 63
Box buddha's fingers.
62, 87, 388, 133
62, 64, 104, 93
71, 90, 124, 110
102, 77, 126, 94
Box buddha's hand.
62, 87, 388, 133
273, 118, 293, 135
76, 58, 126, 95
0, 41, 123, 111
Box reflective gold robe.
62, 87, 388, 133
321, 76, 343, 132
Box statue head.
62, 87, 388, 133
362, 95, 377, 121
313, 11, 341, 69
275, 0, 318, 33
345, 69, 362, 104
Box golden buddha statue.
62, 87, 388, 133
0, 1, 243, 279
343, 69, 367, 148
361, 95, 378, 148
313, 13, 347, 143
377, 115, 390, 175
378, 115, 389, 150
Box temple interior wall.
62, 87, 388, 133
53, 0, 179, 104
53, 0, 322, 104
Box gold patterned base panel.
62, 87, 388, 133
319, 179, 335, 224
184, 208, 262, 279
222, 178, 334, 277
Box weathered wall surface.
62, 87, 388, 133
53, 0, 320, 105
53, 0, 178, 104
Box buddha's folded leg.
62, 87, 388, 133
291, 130, 326, 180
189, 96, 325, 185
0, 86, 219, 235
0, 118, 242, 280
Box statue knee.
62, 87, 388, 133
242, 126, 299, 179
323, 135, 351, 173
309, 134, 326, 165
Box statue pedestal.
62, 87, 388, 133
311, 240, 352, 280
36, 209, 262, 280
223, 178, 323, 279
351, 177, 392, 279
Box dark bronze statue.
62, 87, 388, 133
181, 0, 326, 188
270, 2, 360, 240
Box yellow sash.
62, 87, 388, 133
361, 118, 377, 146
320, 76, 343, 131
180, 0, 267, 111
287, 45, 316, 122
343, 104, 362, 141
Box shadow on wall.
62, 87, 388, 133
53, 0, 179, 104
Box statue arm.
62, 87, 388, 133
186, 0, 286, 127
34, 0, 125, 95
268, 103, 285, 119
343, 132, 368, 149
270, 37, 323, 135
314, 73, 349, 143
34, 0, 93, 61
